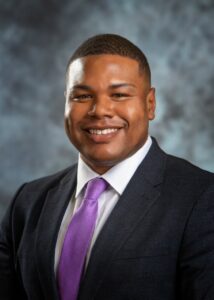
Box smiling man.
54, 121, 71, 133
65, 54, 155, 173
0, 34, 214, 300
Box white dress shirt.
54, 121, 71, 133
54, 136, 152, 273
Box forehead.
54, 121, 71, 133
67, 54, 143, 86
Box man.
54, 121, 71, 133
0, 34, 214, 300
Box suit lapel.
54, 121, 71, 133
35, 166, 77, 300
78, 139, 167, 299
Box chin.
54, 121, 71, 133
84, 152, 127, 168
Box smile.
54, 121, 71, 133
88, 128, 118, 135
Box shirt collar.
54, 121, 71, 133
76, 136, 152, 197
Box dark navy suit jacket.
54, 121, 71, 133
0, 138, 214, 299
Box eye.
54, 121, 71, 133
70, 94, 93, 102
112, 93, 129, 100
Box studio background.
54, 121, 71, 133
0, 0, 214, 221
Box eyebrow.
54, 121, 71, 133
109, 83, 136, 89
70, 84, 92, 91
69, 83, 136, 92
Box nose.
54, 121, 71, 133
87, 96, 114, 118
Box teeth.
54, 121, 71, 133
89, 128, 118, 135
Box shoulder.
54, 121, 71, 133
152, 144, 214, 220
148, 137, 214, 190
148, 138, 214, 198
8, 164, 77, 211
165, 154, 214, 187
160, 154, 214, 210
21, 164, 77, 192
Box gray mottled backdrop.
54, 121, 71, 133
0, 0, 214, 220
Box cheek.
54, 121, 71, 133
64, 107, 78, 138
123, 105, 147, 128
64, 101, 70, 117
65, 104, 81, 127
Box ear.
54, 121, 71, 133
146, 87, 156, 120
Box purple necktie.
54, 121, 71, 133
57, 177, 108, 300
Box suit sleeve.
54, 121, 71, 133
179, 183, 214, 299
0, 184, 27, 300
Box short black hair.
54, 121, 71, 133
67, 33, 151, 84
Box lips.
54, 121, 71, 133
88, 128, 118, 135
82, 125, 123, 143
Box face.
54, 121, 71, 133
65, 54, 155, 174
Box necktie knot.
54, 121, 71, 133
84, 178, 108, 201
